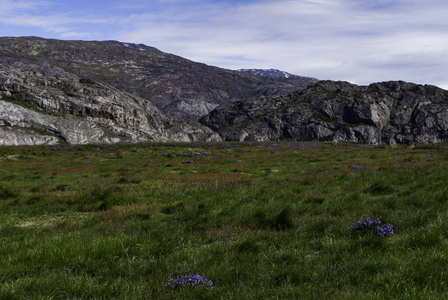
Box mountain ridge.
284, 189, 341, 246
0, 36, 317, 120
1, 36, 448, 146
238, 68, 317, 80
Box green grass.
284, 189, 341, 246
1, 142, 448, 299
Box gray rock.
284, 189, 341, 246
0, 127, 59, 146
0, 50, 221, 145
201, 80, 448, 145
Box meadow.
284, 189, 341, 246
0, 141, 447, 299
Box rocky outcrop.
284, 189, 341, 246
0, 37, 317, 120
200, 80, 448, 145
0, 50, 221, 145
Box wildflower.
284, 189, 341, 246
333, 165, 340, 169
252, 159, 256, 162
411, 160, 418, 163
271, 151, 276, 154
185, 160, 192, 163
321, 170, 328, 174
348, 218, 393, 238
426, 158, 434, 161
352, 165, 362, 170
238, 160, 242, 163
166, 274, 213, 288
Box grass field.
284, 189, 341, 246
0, 141, 447, 299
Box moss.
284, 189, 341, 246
0, 93, 37, 111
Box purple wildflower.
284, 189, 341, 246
348, 218, 393, 238
166, 274, 213, 288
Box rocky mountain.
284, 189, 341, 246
0, 37, 317, 120
238, 68, 316, 80
2, 36, 448, 146
200, 80, 448, 145
0, 49, 220, 145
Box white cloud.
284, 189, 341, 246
1, 0, 448, 89
113, 0, 448, 88
0, 0, 51, 12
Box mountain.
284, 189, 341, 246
238, 68, 316, 80
200, 80, 448, 145
2, 36, 448, 146
0, 49, 220, 145
0, 37, 317, 120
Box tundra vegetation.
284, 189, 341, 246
0, 141, 447, 299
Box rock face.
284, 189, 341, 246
200, 80, 448, 145
0, 37, 317, 120
0, 50, 221, 145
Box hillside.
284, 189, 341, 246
2, 36, 448, 145
0, 49, 220, 145
200, 80, 448, 145
0, 37, 317, 120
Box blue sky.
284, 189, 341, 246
1, 0, 447, 89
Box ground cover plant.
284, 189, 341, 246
1, 141, 448, 299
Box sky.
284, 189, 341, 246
1, 0, 447, 89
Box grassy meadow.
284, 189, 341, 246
0, 141, 448, 299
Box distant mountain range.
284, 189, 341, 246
238, 68, 317, 80
1, 36, 448, 146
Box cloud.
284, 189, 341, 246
0, 0, 51, 12
1, 0, 447, 89
113, 0, 448, 88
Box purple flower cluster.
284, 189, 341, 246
352, 165, 363, 170
348, 218, 393, 238
166, 274, 213, 288
376, 223, 394, 237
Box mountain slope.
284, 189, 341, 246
0, 37, 318, 120
0, 49, 220, 145
200, 80, 448, 145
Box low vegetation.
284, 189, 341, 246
1, 141, 447, 299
